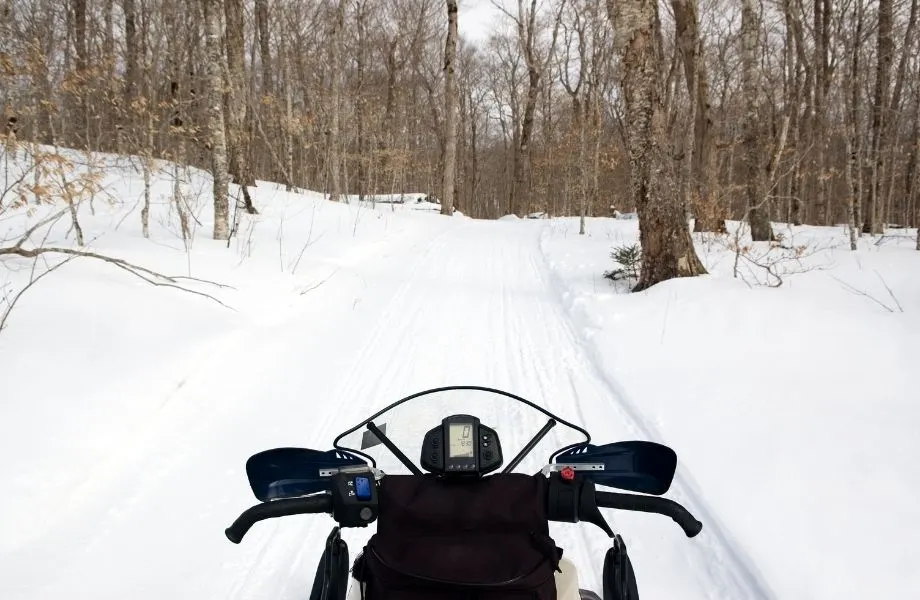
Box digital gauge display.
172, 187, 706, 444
448, 423, 475, 458
420, 414, 502, 476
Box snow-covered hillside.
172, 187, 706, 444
1, 147, 917, 599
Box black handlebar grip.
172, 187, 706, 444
225, 495, 334, 544
596, 491, 703, 538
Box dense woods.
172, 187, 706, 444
2, 0, 919, 250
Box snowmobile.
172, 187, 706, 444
225, 385, 702, 600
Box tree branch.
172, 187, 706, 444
0, 245, 234, 309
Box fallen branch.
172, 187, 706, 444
299, 269, 339, 295
875, 270, 904, 313
829, 274, 901, 313
171, 274, 236, 289
0, 245, 235, 310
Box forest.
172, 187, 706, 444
2, 0, 918, 285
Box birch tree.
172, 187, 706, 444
843, 0, 864, 250
202, 0, 230, 240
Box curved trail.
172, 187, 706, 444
4, 217, 769, 599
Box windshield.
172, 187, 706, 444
332, 386, 590, 474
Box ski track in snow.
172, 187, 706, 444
3, 217, 772, 599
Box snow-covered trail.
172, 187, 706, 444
4, 218, 763, 599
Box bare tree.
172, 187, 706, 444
2, 0, 918, 244
441, 0, 459, 215
863, 0, 892, 234
327, 0, 347, 202
607, 0, 707, 291
843, 0, 864, 250
497, 0, 566, 216
673, 0, 723, 233
224, 0, 258, 215
670, 0, 697, 231
255, 0, 273, 96
202, 0, 230, 240
741, 0, 773, 241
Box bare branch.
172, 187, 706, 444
0, 245, 234, 310
829, 274, 898, 313
874, 270, 904, 312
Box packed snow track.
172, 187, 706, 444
1, 217, 769, 599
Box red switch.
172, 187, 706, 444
560, 466, 576, 481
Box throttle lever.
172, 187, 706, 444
546, 472, 614, 537
577, 477, 614, 537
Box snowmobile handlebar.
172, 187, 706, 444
225, 495, 333, 544
225, 475, 703, 544
596, 491, 702, 538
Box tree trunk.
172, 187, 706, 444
882, 0, 918, 224
741, 0, 774, 241
863, 0, 892, 234
785, 11, 805, 227
441, 0, 459, 216
845, 0, 864, 249
356, 1, 369, 202
671, 0, 700, 231
224, 0, 257, 215
255, 0, 273, 96
783, 0, 810, 226
328, 0, 346, 202
124, 0, 139, 104
280, 19, 295, 192
122, 0, 138, 151
684, 12, 723, 232
812, 0, 831, 225
607, 0, 707, 292
170, 70, 190, 243
71, 0, 88, 149
202, 0, 230, 240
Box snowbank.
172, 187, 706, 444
0, 147, 446, 586
539, 217, 920, 599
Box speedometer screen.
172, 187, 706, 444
448, 423, 474, 458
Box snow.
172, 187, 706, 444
1, 146, 918, 599
540, 218, 920, 599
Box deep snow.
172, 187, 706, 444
1, 147, 918, 599
540, 218, 920, 599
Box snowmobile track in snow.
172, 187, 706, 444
230, 220, 776, 599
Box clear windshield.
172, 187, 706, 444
332, 386, 590, 475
